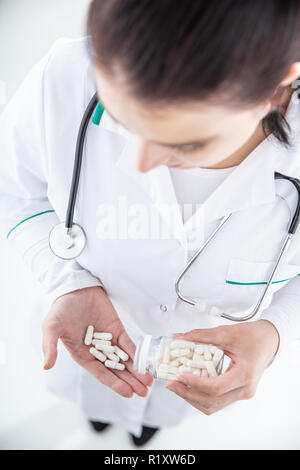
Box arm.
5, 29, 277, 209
260, 274, 300, 356
166, 273, 300, 414
0, 40, 153, 396
0, 40, 102, 308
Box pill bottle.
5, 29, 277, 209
133, 334, 224, 381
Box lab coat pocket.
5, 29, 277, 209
221, 258, 300, 314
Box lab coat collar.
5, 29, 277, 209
115, 131, 285, 234
200, 135, 282, 226
104, 87, 300, 235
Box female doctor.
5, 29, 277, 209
1, 0, 300, 446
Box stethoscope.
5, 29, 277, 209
48, 92, 300, 322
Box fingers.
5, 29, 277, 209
175, 364, 244, 396
125, 358, 154, 388
118, 329, 136, 361
173, 325, 231, 350
85, 356, 150, 398
42, 320, 60, 370
113, 363, 149, 397
81, 356, 135, 399
166, 380, 246, 415
118, 330, 154, 387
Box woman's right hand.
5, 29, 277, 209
42, 286, 153, 398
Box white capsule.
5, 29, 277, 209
95, 342, 116, 353
105, 360, 125, 371
157, 371, 169, 380
212, 349, 224, 366
84, 325, 94, 346
170, 359, 180, 366
163, 346, 170, 363
157, 371, 177, 380
170, 340, 195, 349
203, 345, 212, 361
92, 339, 111, 346
157, 345, 164, 361
204, 351, 212, 361
106, 352, 120, 362
114, 345, 129, 362
193, 352, 203, 362
170, 348, 190, 358
188, 359, 207, 369
201, 368, 208, 377
158, 363, 179, 375
208, 344, 218, 354
93, 332, 113, 341
178, 365, 192, 373
89, 347, 106, 362
194, 344, 204, 354
205, 360, 218, 378
93, 339, 111, 347
177, 356, 191, 366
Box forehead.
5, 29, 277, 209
95, 67, 256, 141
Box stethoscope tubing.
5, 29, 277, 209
65, 93, 98, 230
54, 92, 300, 322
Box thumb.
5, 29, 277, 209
172, 326, 230, 350
42, 320, 60, 370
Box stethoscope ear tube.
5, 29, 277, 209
275, 172, 300, 234
65, 93, 98, 229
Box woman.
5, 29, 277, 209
1, 0, 300, 446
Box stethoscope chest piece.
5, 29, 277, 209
49, 222, 86, 260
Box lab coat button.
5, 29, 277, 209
160, 304, 168, 312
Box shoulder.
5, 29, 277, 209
2, 37, 94, 120
44, 36, 91, 77
42, 37, 130, 138
275, 90, 300, 180
42, 36, 94, 98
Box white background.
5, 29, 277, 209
0, 0, 299, 450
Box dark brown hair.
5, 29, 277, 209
87, 0, 300, 146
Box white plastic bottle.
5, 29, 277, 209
133, 335, 224, 380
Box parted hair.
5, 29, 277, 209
87, 0, 300, 146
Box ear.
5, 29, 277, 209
280, 62, 300, 87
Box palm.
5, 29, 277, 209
43, 286, 152, 398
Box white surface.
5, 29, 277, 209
0, 0, 300, 450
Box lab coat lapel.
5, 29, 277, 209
115, 125, 286, 246
186, 135, 284, 231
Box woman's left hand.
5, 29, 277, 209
165, 320, 280, 415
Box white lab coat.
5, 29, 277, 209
1, 37, 300, 438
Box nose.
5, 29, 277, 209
134, 139, 171, 173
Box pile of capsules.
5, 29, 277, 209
156, 340, 224, 380
84, 325, 129, 371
